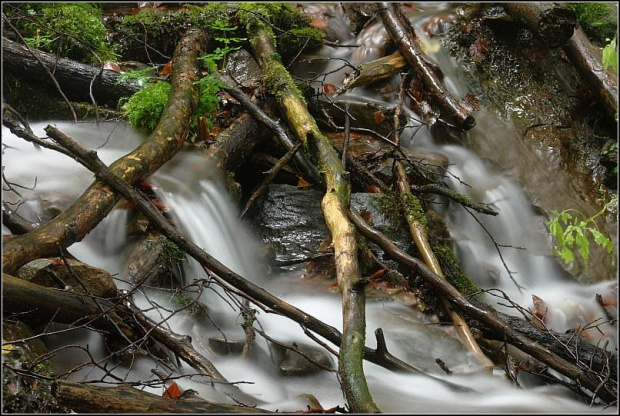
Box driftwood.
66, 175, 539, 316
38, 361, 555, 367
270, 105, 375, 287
52, 380, 271, 413
393, 162, 494, 370
244, 15, 379, 412
564, 24, 618, 119
3, 29, 206, 275
348, 208, 617, 405
377, 2, 476, 130
2, 201, 38, 235
502, 3, 576, 48
2, 37, 142, 107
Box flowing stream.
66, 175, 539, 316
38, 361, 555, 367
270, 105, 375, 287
2, 3, 617, 413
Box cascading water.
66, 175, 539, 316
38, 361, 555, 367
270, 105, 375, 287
2, 3, 616, 413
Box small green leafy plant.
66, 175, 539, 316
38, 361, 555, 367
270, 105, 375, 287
549, 197, 617, 268
116, 66, 158, 86
602, 36, 617, 74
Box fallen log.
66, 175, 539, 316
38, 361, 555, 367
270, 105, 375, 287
2, 273, 137, 345
52, 380, 271, 413
564, 24, 618, 119
341, 51, 407, 92
2, 201, 38, 235
242, 10, 379, 411
348, 208, 617, 405
377, 2, 476, 130
2, 37, 142, 107
394, 162, 494, 371
3, 29, 206, 275
502, 3, 576, 48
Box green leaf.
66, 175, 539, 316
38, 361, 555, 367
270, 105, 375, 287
559, 246, 575, 264
575, 227, 590, 263
602, 36, 618, 74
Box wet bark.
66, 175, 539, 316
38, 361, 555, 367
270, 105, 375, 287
52, 381, 271, 413
377, 2, 476, 130
2, 37, 142, 106
394, 162, 495, 370
341, 51, 407, 92
246, 22, 380, 413
502, 3, 577, 48
564, 24, 618, 119
2, 273, 138, 344
348, 208, 617, 405
2, 29, 206, 275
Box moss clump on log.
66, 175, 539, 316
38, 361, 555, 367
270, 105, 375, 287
237, 2, 324, 61
433, 244, 481, 298
120, 81, 171, 133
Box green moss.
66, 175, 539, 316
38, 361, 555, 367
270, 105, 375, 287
163, 241, 186, 266
262, 56, 307, 104
6, 3, 117, 63
566, 3, 618, 45
402, 193, 427, 230
433, 245, 481, 298
237, 2, 324, 60
120, 81, 171, 133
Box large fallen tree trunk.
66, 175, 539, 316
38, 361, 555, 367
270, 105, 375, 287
2, 29, 206, 275
348, 208, 617, 405
242, 10, 379, 412
563, 24, 618, 120
2, 37, 142, 107
52, 380, 271, 413
377, 2, 476, 130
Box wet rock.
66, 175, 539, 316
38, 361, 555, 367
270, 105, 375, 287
248, 184, 329, 267
341, 3, 378, 34
124, 231, 183, 287
17, 258, 117, 298
273, 343, 334, 376
224, 49, 262, 90
208, 337, 246, 356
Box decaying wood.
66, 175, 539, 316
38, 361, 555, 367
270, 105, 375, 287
124, 231, 178, 287
348, 208, 617, 405
564, 24, 618, 119
502, 3, 576, 48
245, 18, 379, 412
40, 122, 471, 396
377, 2, 476, 130
52, 380, 271, 413
3, 29, 206, 275
412, 183, 498, 216
2, 37, 142, 107
2, 273, 138, 345
2, 202, 38, 235
217, 74, 323, 185
394, 162, 495, 371
204, 112, 270, 174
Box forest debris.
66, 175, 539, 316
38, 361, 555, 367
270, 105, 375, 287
348, 208, 617, 404
377, 2, 476, 130
502, 3, 577, 48
341, 52, 407, 92
51, 380, 272, 413
242, 10, 380, 411
2, 37, 142, 107
563, 24, 618, 119
3, 29, 206, 275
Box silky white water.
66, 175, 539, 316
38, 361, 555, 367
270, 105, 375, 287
2, 3, 617, 413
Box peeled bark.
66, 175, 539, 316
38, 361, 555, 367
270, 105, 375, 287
377, 2, 476, 130
502, 3, 576, 48
2, 37, 142, 106
245, 19, 379, 413
52, 381, 271, 413
3, 29, 206, 275
342, 51, 407, 91
394, 162, 494, 370
564, 24, 618, 119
